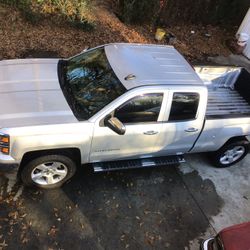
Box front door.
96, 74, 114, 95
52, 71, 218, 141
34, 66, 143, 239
90, 92, 166, 162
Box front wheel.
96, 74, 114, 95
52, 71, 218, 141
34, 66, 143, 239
211, 141, 249, 168
21, 155, 76, 189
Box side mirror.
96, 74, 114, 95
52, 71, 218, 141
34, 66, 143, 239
104, 116, 126, 135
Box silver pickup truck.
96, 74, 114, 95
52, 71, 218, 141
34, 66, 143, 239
0, 43, 250, 189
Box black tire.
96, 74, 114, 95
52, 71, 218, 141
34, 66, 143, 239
21, 154, 76, 189
211, 140, 249, 168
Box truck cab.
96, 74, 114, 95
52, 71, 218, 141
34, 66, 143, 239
87, 44, 207, 162
90, 85, 207, 162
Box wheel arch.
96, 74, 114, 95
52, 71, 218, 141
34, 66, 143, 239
211, 136, 250, 168
221, 136, 250, 149
18, 148, 81, 176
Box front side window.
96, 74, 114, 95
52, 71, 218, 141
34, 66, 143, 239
58, 47, 126, 120
169, 92, 199, 121
114, 93, 163, 124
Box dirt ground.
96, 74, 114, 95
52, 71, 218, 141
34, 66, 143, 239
0, 2, 236, 62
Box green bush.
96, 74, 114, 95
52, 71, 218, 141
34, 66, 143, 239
0, 0, 95, 30
159, 0, 249, 26
50, 0, 95, 31
117, 0, 160, 24
116, 0, 249, 26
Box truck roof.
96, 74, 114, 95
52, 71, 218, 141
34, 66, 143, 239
105, 43, 204, 90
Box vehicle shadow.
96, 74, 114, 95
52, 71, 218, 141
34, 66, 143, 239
0, 162, 224, 250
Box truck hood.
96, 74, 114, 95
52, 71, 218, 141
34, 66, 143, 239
0, 58, 77, 128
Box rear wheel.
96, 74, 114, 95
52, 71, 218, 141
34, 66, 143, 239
211, 141, 249, 168
21, 155, 76, 189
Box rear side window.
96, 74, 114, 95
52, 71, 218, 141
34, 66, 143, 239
115, 93, 163, 124
169, 92, 199, 121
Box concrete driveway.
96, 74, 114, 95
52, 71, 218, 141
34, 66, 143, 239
0, 153, 250, 250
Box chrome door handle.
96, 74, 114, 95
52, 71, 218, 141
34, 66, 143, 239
185, 128, 198, 132
143, 130, 158, 135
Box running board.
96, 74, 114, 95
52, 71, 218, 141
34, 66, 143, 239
92, 155, 185, 172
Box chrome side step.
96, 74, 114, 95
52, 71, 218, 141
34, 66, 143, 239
92, 155, 185, 172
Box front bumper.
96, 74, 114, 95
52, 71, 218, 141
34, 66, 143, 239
0, 163, 19, 172
0, 154, 19, 173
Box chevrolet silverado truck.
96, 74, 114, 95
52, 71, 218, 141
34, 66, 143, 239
0, 43, 250, 189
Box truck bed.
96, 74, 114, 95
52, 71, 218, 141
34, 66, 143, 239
195, 66, 250, 118
206, 87, 250, 117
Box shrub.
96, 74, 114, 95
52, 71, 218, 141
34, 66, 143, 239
116, 0, 249, 26
0, 0, 95, 30
117, 0, 160, 24
45, 0, 95, 31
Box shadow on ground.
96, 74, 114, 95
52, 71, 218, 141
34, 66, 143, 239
20, 49, 60, 58
0, 163, 223, 250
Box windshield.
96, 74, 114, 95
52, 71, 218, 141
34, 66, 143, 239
59, 47, 126, 120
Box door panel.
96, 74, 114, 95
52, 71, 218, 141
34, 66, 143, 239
90, 123, 163, 162
90, 91, 167, 162
155, 120, 202, 155
155, 90, 206, 155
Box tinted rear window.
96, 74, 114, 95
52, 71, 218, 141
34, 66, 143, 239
169, 92, 199, 121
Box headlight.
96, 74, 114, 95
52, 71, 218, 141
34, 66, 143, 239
0, 134, 9, 154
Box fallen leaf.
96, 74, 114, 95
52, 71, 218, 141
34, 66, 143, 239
48, 227, 58, 237
22, 237, 29, 244
120, 234, 125, 241
0, 240, 8, 248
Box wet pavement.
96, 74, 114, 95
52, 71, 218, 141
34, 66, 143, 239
1, 153, 250, 250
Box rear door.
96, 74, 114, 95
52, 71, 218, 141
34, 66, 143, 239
156, 87, 207, 155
